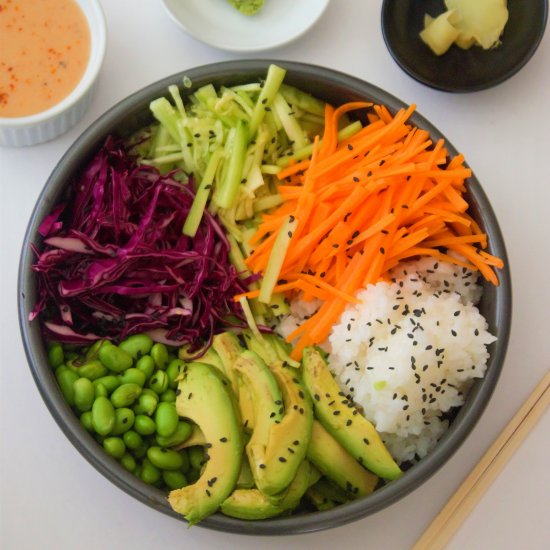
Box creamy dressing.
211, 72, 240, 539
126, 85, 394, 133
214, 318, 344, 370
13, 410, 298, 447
0, 0, 91, 117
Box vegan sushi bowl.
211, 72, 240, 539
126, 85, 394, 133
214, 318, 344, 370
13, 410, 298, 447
18, 60, 511, 534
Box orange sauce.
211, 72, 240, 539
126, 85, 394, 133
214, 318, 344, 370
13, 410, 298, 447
0, 0, 91, 117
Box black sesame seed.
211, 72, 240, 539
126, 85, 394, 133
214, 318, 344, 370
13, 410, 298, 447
279, 457, 287, 463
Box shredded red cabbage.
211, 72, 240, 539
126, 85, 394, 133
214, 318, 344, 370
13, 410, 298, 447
31, 137, 255, 352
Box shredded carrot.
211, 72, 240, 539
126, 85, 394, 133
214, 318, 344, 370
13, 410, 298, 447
240, 102, 503, 358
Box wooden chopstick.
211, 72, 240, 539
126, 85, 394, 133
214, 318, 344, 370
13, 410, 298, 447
413, 369, 550, 550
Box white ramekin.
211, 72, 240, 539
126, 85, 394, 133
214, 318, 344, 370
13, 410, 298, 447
0, 0, 107, 147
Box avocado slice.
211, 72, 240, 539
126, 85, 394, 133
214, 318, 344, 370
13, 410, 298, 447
168, 362, 243, 525
302, 347, 402, 481
307, 420, 378, 497
212, 332, 255, 431
220, 461, 320, 520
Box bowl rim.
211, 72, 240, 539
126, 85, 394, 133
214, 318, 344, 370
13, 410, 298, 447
380, 0, 549, 93
0, 0, 107, 127
17, 59, 512, 535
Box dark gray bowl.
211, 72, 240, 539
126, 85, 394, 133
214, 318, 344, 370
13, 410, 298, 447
18, 60, 511, 535
382, 0, 548, 92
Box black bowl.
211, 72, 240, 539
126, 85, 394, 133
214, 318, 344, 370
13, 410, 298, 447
18, 60, 512, 535
382, 0, 548, 92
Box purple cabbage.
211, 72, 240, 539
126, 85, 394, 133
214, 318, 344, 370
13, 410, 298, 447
31, 137, 254, 352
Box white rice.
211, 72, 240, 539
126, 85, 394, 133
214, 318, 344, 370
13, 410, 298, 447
280, 258, 496, 464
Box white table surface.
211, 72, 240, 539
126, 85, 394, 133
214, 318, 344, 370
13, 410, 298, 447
1, 1, 549, 549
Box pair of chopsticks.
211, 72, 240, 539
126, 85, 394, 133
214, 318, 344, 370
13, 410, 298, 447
413, 369, 550, 550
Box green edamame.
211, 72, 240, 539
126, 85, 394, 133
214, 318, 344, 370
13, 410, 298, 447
133, 393, 158, 416
110, 383, 142, 408
186, 468, 201, 484
150, 343, 169, 370
135, 355, 155, 379
134, 414, 156, 436
99, 345, 133, 373
55, 366, 79, 406
131, 443, 148, 459
119, 368, 147, 387
93, 375, 120, 394
148, 370, 168, 394
112, 408, 135, 435
160, 389, 177, 403
91, 396, 116, 436
162, 470, 188, 490
76, 359, 107, 381
95, 383, 108, 398
80, 411, 94, 432
84, 339, 109, 361
120, 453, 136, 472
73, 377, 95, 412
155, 421, 192, 448
140, 458, 161, 485
147, 446, 185, 470
188, 446, 205, 471
103, 437, 126, 459
119, 334, 153, 359
48, 343, 64, 368
154, 402, 179, 437
122, 430, 143, 450
166, 359, 184, 389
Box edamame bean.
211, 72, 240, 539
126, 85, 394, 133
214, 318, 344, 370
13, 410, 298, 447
80, 411, 94, 432
154, 402, 179, 437
178, 448, 190, 473
119, 334, 153, 359
188, 446, 205, 471
73, 378, 95, 412
64, 351, 79, 362
120, 453, 136, 472
166, 359, 184, 389
76, 359, 107, 381
118, 368, 147, 387
131, 443, 148, 459
156, 420, 193, 447
84, 339, 109, 361
155, 421, 193, 448
135, 355, 155, 380
140, 458, 161, 485
55, 366, 79, 406
95, 383, 108, 398
99, 345, 133, 373
147, 446, 184, 470
103, 437, 126, 459
112, 408, 135, 435
148, 370, 168, 394
134, 415, 156, 436
133, 393, 158, 416
91, 396, 116, 436
48, 343, 64, 368
93, 375, 120, 395
111, 383, 142, 408
150, 343, 169, 370
162, 470, 188, 490
122, 430, 143, 450
160, 389, 177, 403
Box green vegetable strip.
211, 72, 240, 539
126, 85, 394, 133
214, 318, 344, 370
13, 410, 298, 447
183, 149, 223, 237
249, 64, 287, 137
150, 98, 180, 143
280, 84, 325, 116
215, 119, 249, 209
258, 215, 297, 304
272, 93, 307, 150
277, 121, 363, 167
239, 297, 263, 339
253, 194, 283, 213
168, 85, 187, 118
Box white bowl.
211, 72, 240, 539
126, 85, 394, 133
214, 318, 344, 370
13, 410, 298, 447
0, 0, 107, 147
